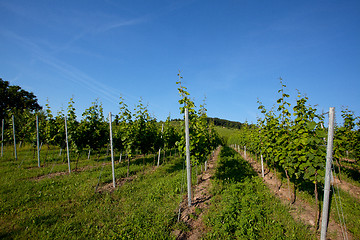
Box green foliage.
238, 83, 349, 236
113, 96, 164, 159
289, 93, 326, 184
132, 98, 158, 155
113, 96, 133, 154
162, 115, 181, 150
334, 108, 360, 162
176, 72, 220, 165
0, 78, 42, 120
231, 81, 327, 186
77, 99, 108, 151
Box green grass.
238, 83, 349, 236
329, 188, 360, 239
335, 161, 360, 187
203, 146, 316, 240
0, 145, 185, 239
3, 143, 356, 239
214, 126, 240, 144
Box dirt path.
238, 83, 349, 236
29, 154, 154, 181
174, 146, 221, 240
30, 162, 107, 181
333, 161, 360, 200
96, 165, 158, 193
236, 149, 352, 240
332, 178, 360, 200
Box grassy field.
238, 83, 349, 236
203, 146, 316, 240
2, 144, 357, 239
0, 145, 185, 239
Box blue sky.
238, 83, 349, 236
1, 0, 359, 124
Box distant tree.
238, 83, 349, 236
0, 78, 42, 120
207, 117, 245, 129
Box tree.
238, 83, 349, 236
0, 78, 42, 120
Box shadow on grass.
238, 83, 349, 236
163, 157, 185, 174
215, 146, 256, 182
341, 167, 360, 183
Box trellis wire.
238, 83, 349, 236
331, 167, 349, 240
48, 162, 56, 175
17, 148, 30, 168
177, 150, 187, 222
94, 164, 105, 193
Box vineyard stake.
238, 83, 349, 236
320, 107, 335, 240
65, 117, 71, 173
1, 119, 4, 157
12, 115, 17, 161
261, 154, 264, 178
185, 107, 192, 207
109, 112, 116, 188
88, 149, 91, 160
157, 148, 161, 166
157, 123, 164, 166
36, 115, 40, 167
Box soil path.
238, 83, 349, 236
333, 161, 360, 200
332, 178, 360, 200
29, 154, 153, 181
96, 165, 158, 193
236, 149, 352, 240
30, 162, 108, 181
174, 146, 221, 240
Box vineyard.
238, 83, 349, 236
1, 77, 360, 239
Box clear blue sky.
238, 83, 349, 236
1, 0, 359, 124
